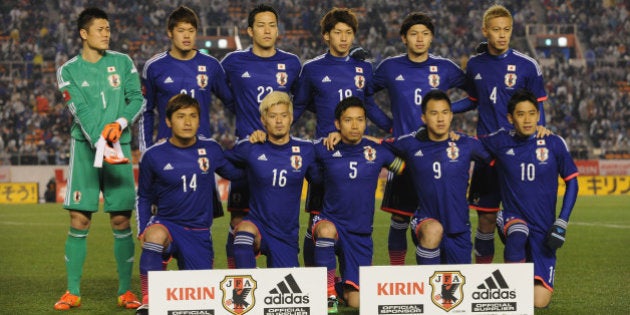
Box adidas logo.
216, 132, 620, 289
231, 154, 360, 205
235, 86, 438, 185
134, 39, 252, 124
241, 71, 251, 78
81, 81, 90, 87
395, 74, 405, 81
322, 76, 331, 83
472, 269, 516, 300
163, 163, 174, 170
264, 274, 310, 305
505, 148, 515, 156
164, 77, 174, 84
257, 154, 268, 161
414, 150, 424, 157
474, 73, 482, 80
332, 151, 342, 157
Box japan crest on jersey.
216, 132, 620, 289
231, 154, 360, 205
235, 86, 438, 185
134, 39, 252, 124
355, 75, 365, 89
504, 73, 517, 88
220, 275, 257, 315
430, 271, 465, 312
108, 74, 120, 88
197, 74, 208, 89
536, 147, 549, 162
291, 155, 302, 170
364, 146, 376, 162
198, 157, 210, 173
446, 142, 459, 160
276, 72, 288, 86
428, 74, 440, 88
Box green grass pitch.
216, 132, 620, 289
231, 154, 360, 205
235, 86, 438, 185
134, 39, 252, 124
1, 195, 628, 314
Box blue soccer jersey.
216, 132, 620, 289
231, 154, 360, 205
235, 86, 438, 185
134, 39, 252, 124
384, 131, 492, 233
227, 137, 317, 240
374, 54, 467, 136
139, 51, 234, 150
293, 53, 392, 137
315, 138, 403, 234
221, 47, 301, 139
136, 137, 243, 235
466, 49, 548, 136
480, 130, 579, 232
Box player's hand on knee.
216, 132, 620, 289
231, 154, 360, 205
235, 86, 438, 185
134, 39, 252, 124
545, 218, 567, 250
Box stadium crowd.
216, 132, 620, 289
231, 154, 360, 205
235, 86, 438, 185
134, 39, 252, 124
0, 0, 628, 165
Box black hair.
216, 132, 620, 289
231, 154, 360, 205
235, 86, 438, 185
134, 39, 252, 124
421, 90, 451, 114
77, 7, 108, 34
507, 89, 538, 115
400, 12, 434, 36
167, 6, 199, 31
166, 93, 200, 120
334, 96, 365, 120
248, 4, 278, 28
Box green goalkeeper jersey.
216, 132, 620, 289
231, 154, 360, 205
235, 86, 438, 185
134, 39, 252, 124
57, 50, 143, 146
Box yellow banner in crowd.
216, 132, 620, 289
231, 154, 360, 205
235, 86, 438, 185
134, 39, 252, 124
0, 182, 39, 204
559, 176, 630, 196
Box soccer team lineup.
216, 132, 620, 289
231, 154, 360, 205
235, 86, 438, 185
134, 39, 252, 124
51, 3, 580, 314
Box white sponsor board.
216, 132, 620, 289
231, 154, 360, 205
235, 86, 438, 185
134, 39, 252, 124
360, 263, 533, 315
149, 267, 326, 315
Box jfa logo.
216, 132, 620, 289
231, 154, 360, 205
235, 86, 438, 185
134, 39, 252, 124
220, 275, 257, 315
429, 271, 465, 312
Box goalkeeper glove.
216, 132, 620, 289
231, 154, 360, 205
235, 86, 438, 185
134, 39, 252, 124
476, 41, 488, 54
101, 118, 128, 143
349, 46, 371, 61
545, 218, 567, 250
102, 122, 122, 142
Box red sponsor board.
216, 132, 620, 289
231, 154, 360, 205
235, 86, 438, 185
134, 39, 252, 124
599, 160, 630, 175
575, 160, 599, 176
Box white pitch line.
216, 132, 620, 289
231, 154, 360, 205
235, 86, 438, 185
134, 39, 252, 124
569, 222, 630, 229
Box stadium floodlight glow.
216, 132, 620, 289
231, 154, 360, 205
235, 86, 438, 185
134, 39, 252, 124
558, 36, 568, 47
218, 39, 228, 49
545, 38, 552, 46
205, 40, 212, 48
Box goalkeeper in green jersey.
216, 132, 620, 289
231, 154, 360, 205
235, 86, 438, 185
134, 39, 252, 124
53, 7, 143, 311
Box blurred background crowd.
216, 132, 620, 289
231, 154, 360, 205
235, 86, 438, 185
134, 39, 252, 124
0, 0, 628, 165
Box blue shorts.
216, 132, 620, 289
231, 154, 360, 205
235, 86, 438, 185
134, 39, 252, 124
243, 218, 299, 268
411, 216, 472, 264
468, 162, 501, 212
312, 215, 372, 290
380, 169, 418, 217
304, 182, 324, 214
227, 178, 250, 213
503, 215, 557, 290
149, 219, 213, 270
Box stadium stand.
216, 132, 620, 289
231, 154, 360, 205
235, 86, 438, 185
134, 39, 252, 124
0, 0, 628, 164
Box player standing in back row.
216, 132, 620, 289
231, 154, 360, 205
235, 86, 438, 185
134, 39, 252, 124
54, 7, 142, 310
465, 4, 549, 263
139, 5, 234, 152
